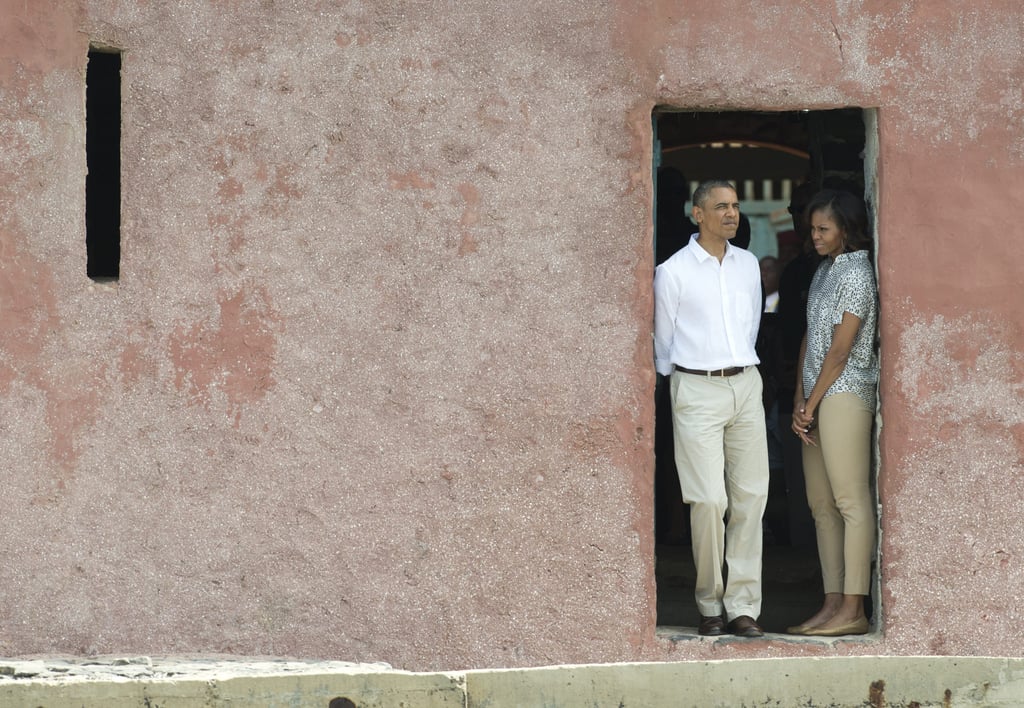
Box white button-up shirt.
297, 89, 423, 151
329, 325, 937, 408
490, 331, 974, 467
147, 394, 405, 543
653, 235, 762, 377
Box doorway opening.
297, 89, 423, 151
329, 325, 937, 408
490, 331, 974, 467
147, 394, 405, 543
652, 108, 878, 634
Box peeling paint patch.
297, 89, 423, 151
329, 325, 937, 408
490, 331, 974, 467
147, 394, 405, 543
867, 7, 1024, 149
210, 134, 304, 221
0, 224, 100, 485
0, 1, 81, 90
119, 339, 150, 387
885, 313, 1024, 653
43, 368, 103, 484
895, 314, 1024, 427
119, 322, 159, 387
457, 182, 479, 256
218, 176, 245, 202
389, 171, 435, 190
476, 93, 514, 130
0, 229, 59, 389
266, 163, 302, 209
168, 286, 281, 426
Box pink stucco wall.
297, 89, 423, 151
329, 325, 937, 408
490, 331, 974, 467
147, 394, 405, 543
0, 0, 1021, 670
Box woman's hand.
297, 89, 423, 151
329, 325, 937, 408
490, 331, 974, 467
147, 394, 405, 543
791, 402, 817, 446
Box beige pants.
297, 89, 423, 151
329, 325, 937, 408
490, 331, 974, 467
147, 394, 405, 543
802, 392, 875, 595
670, 367, 769, 621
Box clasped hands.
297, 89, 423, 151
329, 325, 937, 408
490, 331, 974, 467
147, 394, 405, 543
791, 399, 817, 446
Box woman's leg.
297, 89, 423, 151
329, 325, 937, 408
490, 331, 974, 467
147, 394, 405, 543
789, 423, 844, 631
807, 393, 875, 631
803, 434, 845, 593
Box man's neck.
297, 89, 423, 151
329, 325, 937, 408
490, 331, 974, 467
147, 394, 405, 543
696, 233, 728, 262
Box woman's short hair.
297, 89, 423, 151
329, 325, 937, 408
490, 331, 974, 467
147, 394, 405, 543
805, 189, 872, 253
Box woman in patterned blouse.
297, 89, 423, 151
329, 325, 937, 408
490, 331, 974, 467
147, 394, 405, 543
788, 189, 879, 637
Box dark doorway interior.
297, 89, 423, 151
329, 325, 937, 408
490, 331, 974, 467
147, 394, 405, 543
652, 108, 869, 633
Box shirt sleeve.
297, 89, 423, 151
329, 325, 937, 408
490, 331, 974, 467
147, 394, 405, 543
653, 263, 680, 376
748, 258, 762, 351
832, 263, 876, 325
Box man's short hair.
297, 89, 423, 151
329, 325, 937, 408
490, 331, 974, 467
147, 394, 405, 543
691, 180, 736, 208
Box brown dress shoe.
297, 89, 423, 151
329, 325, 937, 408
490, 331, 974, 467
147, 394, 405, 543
698, 615, 725, 636
727, 615, 764, 637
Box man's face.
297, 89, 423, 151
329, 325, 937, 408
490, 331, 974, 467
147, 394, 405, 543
693, 187, 740, 241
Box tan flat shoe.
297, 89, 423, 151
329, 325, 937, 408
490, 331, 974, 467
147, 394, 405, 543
803, 617, 870, 637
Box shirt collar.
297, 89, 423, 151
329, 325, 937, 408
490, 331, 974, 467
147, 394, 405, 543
834, 249, 869, 264
687, 234, 738, 262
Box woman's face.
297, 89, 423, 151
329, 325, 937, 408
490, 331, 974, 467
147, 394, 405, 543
810, 208, 845, 259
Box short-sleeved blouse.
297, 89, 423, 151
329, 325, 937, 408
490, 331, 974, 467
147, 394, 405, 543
801, 249, 879, 407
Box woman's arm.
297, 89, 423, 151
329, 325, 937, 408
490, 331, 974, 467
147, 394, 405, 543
791, 334, 814, 445
792, 311, 862, 445
793, 333, 807, 408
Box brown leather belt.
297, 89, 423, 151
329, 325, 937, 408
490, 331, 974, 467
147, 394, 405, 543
674, 365, 746, 377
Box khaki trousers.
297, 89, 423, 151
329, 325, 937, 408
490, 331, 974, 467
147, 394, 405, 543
670, 367, 769, 621
802, 392, 875, 595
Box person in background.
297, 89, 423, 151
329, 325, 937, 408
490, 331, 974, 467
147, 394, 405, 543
654, 180, 769, 638
775, 229, 803, 269
755, 254, 786, 545
655, 167, 698, 266
760, 256, 780, 313
775, 183, 819, 549
788, 189, 878, 637
732, 213, 752, 250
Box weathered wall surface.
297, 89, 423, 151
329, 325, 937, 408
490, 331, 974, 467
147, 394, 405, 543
0, 0, 1021, 670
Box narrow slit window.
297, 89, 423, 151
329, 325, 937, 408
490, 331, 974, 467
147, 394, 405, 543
86, 48, 122, 281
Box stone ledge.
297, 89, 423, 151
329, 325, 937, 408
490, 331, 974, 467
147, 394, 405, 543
465, 656, 1024, 707
0, 657, 464, 708
2, 655, 1024, 707
0, 656, 393, 682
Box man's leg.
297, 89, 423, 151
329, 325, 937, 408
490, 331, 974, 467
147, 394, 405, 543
721, 367, 770, 622
670, 371, 729, 618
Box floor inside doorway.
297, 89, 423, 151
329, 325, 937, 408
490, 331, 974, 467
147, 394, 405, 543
655, 542, 826, 634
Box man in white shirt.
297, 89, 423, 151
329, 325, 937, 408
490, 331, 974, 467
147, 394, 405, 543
653, 180, 770, 638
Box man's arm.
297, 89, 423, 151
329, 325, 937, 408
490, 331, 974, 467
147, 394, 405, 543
653, 265, 680, 376
748, 256, 763, 350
